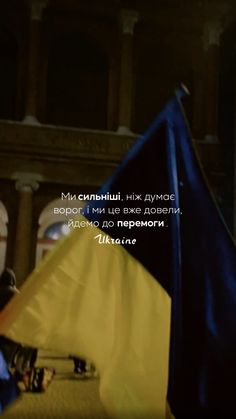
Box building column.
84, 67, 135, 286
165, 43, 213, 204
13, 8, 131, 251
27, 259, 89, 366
203, 21, 222, 142
23, 0, 47, 125
5, 208, 17, 270
117, 10, 138, 135
13, 174, 40, 286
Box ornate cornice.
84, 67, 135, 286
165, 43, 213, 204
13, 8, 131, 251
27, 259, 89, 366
119, 10, 139, 35
0, 121, 136, 186
203, 20, 223, 50
0, 121, 223, 187
29, 0, 48, 20
0, 121, 136, 161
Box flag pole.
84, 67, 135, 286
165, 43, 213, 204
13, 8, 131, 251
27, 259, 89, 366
166, 84, 189, 407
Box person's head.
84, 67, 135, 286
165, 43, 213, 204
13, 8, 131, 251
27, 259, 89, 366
0, 268, 16, 288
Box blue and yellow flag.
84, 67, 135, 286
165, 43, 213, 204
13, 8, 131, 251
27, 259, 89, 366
86, 87, 236, 418
0, 87, 176, 418
0, 87, 236, 419
0, 223, 171, 418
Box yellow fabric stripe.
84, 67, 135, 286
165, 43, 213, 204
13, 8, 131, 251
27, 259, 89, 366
0, 216, 171, 419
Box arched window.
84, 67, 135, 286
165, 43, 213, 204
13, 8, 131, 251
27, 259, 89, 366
44, 221, 70, 240
36, 198, 85, 264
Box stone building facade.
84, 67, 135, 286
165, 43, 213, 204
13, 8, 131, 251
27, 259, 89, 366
0, 0, 236, 284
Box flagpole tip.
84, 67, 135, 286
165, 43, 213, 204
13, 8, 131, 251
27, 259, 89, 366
175, 83, 190, 99
181, 83, 190, 95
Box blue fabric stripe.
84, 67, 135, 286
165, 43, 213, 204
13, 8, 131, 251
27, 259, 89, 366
85, 89, 236, 418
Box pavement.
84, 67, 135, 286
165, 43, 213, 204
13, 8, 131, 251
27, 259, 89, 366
1, 350, 109, 419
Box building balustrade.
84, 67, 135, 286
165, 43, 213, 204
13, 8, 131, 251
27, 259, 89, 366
0, 119, 224, 187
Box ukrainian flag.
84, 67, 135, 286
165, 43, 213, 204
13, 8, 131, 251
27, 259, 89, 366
0, 220, 171, 418
0, 87, 179, 417
2, 86, 236, 419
